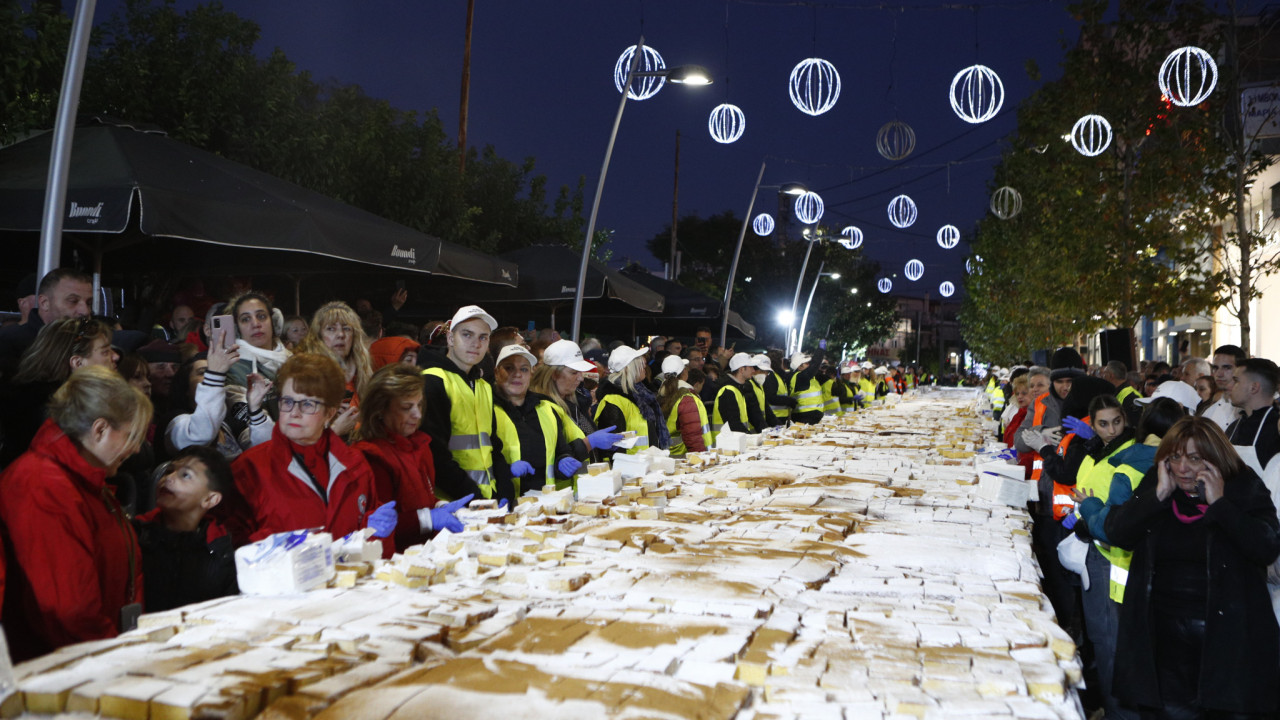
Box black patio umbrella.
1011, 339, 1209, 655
613, 265, 757, 340
0, 120, 517, 286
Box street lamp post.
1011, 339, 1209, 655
570, 36, 711, 343
787, 231, 820, 356
797, 262, 839, 354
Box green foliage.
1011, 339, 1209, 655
647, 213, 897, 350
962, 0, 1232, 362
3, 0, 584, 251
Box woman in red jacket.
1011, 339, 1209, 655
230, 354, 396, 553
353, 365, 471, 552
0, 366, 151, 661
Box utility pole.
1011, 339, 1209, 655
670, 129, 680, 280
457, 0, 476, 175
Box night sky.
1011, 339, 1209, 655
85, 1, 1112, 300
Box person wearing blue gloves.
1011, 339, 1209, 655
492, 345, 594, 494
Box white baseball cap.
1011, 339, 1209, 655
542, 339, 596, 372
752, 354, 772, 372
729, 352, 755, 371
607, 345, 649, 373
450, 305, 497, 331
861, 361, 873, 370
790, 352, 812, 368
1137, 380, 1200, 414
874, 366, 889, 375
660, 355, 689, 376
494, 344, 536, 368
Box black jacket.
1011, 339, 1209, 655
594, 378, 663, 458
494, 391, 586, 488
134, 514, 238, 613
1107, 465, 1280, 713
789, 366, 824, 425
419, 352, 514, 504
713, 376, 756, 434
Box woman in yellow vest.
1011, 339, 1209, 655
594, 345, 669, 456
656, 355, 711, 456
491, 345, 589, 495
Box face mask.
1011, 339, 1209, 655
752, 373, 766, 385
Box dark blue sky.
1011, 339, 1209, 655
90, 0, 1101, 299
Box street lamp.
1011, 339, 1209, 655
570, 36, 711, 342
796, 262, 840, 355
719, 161, 807, 347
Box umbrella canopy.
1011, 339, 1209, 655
0, 121, 516, 286
611, 265, 757, 340
488, 245, 663, 313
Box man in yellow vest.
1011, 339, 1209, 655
788, 352, 825, 424
421, 305, 516, 505
711, 352, 762, 441
751, 354, 787, 427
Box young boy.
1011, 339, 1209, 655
133, 446, 239, 612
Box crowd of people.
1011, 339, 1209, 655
992, 346, 1280, 719
0, 269, 927, 663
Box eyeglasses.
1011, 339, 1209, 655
280, 396, 325, 415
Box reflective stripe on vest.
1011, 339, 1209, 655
495, 400, 570, 495
666, 392, 712, 456
1052, 431, 1081, 521
712, 383, 751, 443
820, 379, 842, 416
424, 367, 497, 499
593, 394, 649, 455
789, 374, 825, 416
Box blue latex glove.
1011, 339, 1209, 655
511, 460, 535, 477
558, 456, 582, 477
586, 425, 625, 450
367, 501, 398, 538
429, 494, 473, 534
1062, 416, 1094, 440
854, 393, 865, 402
1061, 513, 1078, 530
498, 498, 509, 510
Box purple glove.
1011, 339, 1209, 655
1061, 512, 1078, 530
586, 425, 625, 450
367, 501, 398, 538
558, 457, 582, 477
1062, 416, 1094, 440
429, 494, 473, 534
511, 460, 535, 477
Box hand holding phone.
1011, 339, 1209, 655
210, 314, 235, 350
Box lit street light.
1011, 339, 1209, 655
796, 262, 840, 355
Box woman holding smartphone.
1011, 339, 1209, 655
1106, 416, 1280, 718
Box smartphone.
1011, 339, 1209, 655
210, 314, 234, 350
1195, 479, 1206, 497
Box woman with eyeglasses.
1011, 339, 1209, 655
1106, 416, 1280, 718
230, 354, 396, 553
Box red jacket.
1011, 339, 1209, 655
231, 426, 390, 556
0, 420, 143, 661
1003, 406, 1035, 480
355, 432, 438, 553
674, 394, 707, 453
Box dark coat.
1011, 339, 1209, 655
133, 510, 238, 613
1106, 464, 1280, 713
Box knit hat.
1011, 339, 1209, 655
1049, 347, 1085, 381
370, 336, 421, 370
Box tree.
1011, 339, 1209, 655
0, 0, 70, 144
962, 0, 1232, 362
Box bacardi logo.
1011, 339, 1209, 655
390, 245, 416, 265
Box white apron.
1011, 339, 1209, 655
1232, 405, 1274, 478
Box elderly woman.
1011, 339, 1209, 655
493, 345, 589, 494
657, 355, 710, 456
529, 340, 621, 456
224, 292, 291, 447
353, 365, 470, 551
230, 354, 396, 552
0, 366, 150, 661
0, 317, 118, 467
1106, 416, 1280, 718
594, 345, 669, 456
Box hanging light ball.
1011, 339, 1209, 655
990, 186, 1022, 220
1071, 114, 1113, 157
839, 225, 864, 250
614, 45, 666, 101
937, 224, 960, 249
966, 255, 984, 275
905, 259, 925, 282
887, 194, 918, 229
876, 121, 916, 161
878, 278, 893, 294
939, 281, 955, 298
949, 64, 1004, 123
1158, 46, 1218, 107
794, 191, 825, 225
752, 213, 775, 236
708, 103, 746, 144
789, 58, 841, 116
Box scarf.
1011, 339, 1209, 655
235, 339, 291, 377
632, 380, 671, 450
1171, 489, 1209, 524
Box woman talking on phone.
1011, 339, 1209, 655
1106, 416, 1280, 718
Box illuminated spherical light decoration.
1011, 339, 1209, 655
939, 281, 955, 297
966, 254, 984, 275
614, 45, 666, 101
878, 278, 893, 294
887, 194, 917, 228
949, 64, 1004, 123
794, 191, 825, 225
904, 259, 925, 282
937, 224, 960, 249
789, 58, 841, 116
708, 103, 746, 144
839, 225, 864, 250
1071, 114, 1113, 157
876, 121, 916, 161
990, 186, 1022, 220
1158, 46, 1218, 107
752, 213, 775, 236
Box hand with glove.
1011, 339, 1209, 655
1062, 416, 1094, 440
854, 393, 866, 402
367, 501, 398, 538
426, 494, 473, 534
1020, 428, 1045, 450
586, 425, 625, 450
510, 460, 535, 477
498, 498, 509, 511
557, 456, 583, 477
